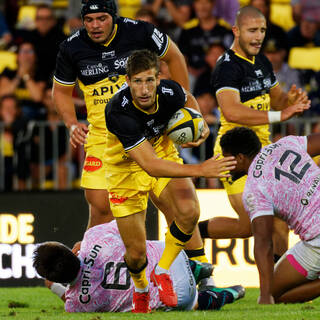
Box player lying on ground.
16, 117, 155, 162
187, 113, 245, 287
219, 126, 320, 304
33, 220, 245, 312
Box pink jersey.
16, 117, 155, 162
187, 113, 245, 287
244, 136, 320, 241
65, 221, 166, 312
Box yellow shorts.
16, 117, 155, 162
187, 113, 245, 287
106, 150, 183, 218
81, 133, 107, 190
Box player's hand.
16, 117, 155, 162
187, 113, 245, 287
180, 121, 210, 148
281, 95, 311, 122
200, 154, 236, 178
287, 84, 309, 106
257, 294, 275, 304
72, 241, 81, 255
69, 123, 88, 148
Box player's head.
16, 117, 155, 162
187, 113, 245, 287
126, 49, 160, 111
33, 242, 81, 283
220, 127, 261, 180
232, 5, 266, 58
81, 0, 117, 44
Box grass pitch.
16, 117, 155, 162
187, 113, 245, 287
0, 287, 320, 320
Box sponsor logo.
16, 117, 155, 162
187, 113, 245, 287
83, 156, 103, 172
109, 192, 128, 205
102, 51, 115, 60
301, 174, 320, 206
80, 63, 109, 77
224, 53, 230, 62
114, 57, 128, 70
253, 143, 281, 178
79, 244, 102, 304
161, 87, 173, 96
90, 5, 99, 9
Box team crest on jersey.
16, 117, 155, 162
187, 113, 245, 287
83, 156, 103, 172
109, 192, 128, 204
255, 69, 263, 77
224, 53, 230, 62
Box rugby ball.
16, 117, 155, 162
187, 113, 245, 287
166, 107, 204, 145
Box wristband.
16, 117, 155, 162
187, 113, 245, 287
50, 282, 66, 298
267, 111, 281, 123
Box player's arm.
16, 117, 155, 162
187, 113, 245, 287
251, 215, 275, 304
307, 133, 320, 157
161, 39, 190, 91
217, 90, 310, 125
45, 279, 66, 302
52, 81, 88, 148
128, 140, 236, 178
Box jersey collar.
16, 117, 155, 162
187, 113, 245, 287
234, 51, 256, 64
132, 95, 159, 114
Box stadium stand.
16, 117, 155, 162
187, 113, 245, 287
288, 47, 320, 71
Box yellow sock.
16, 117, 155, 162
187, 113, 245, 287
158, 221, 193, 270
129, 266, 148, 290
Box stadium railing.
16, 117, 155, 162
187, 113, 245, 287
0, 117, 319, 191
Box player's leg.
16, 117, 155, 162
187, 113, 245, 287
272, 241, 320, 303
150, 177, 198, 307
81, 140, 114, 229
151, 182, 207, 262
116, 210, 150, 313
84, 189, 113, 229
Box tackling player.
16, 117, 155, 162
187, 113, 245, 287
33, 220, 245, 312
199, 5, 310, 260
103, 49, 236, 312
220, 126, 320, 304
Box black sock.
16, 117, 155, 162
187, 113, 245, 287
198, 220, 209, 238
197, 290, 234, 310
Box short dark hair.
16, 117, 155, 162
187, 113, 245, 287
220, 127, 261, 158
33, 242, 80, 283
126, 50, 160, 79
235, 5, 265, 27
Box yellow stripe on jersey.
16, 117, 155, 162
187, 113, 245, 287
216, 87, 239, 95
53, 77, 75, 87
103, 24, 118, 48
160, 37, 171, 59
234, 52, 255, 64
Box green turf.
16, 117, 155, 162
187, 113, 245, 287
0, 287, 319, 320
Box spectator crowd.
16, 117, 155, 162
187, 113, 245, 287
0, 0, 319, 191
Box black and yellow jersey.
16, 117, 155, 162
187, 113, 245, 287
211, 49, 279, 146
53, 17, 170, 136
104, 79, 186, 170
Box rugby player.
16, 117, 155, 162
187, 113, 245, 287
33, 220, 245, 312
199, 5, 310, 260
103, 49, 235, 312
219, 126, 320, 304
52, 0, 211, 271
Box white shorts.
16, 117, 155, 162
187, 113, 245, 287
285, 234, 320, 280
170, 249, 198, 310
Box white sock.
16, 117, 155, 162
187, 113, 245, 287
135, 285, 149, 293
